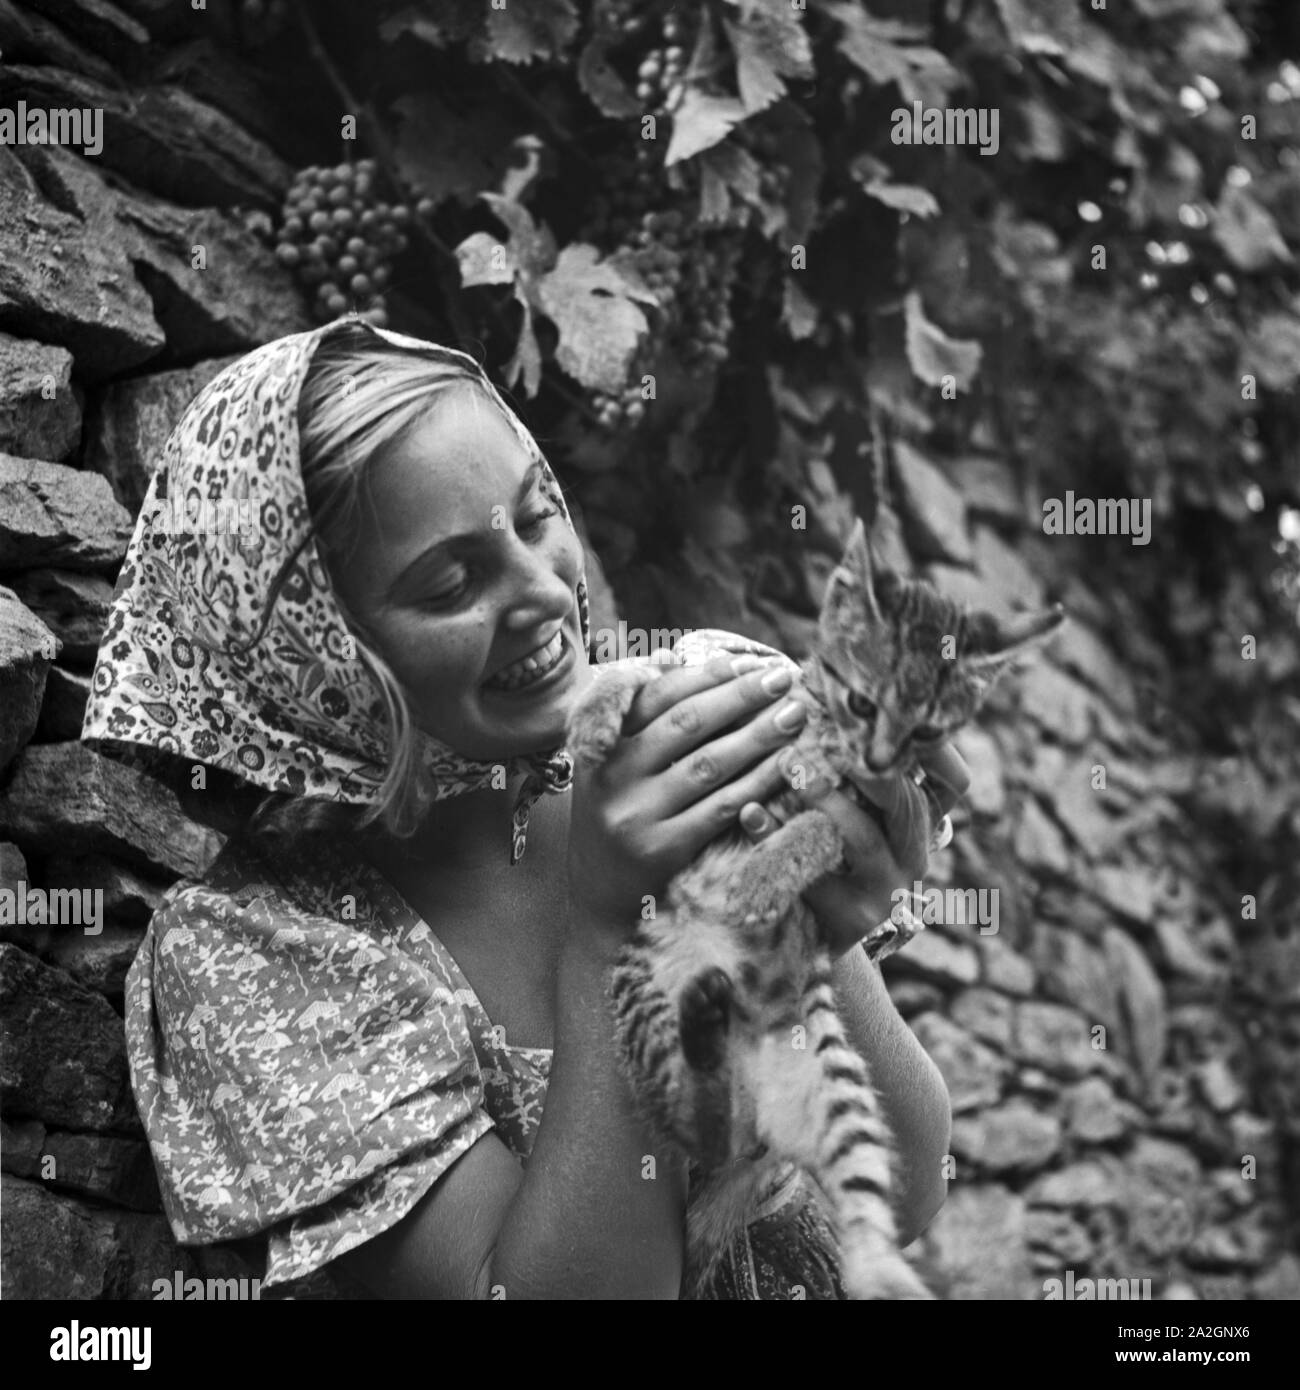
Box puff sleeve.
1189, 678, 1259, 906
125, 878, 495, 1289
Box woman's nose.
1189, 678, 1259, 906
502, 535, 575, 631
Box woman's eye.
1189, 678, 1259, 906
519, 505, 558, 537
847, 690, 876, 720
423, 571, 472, 606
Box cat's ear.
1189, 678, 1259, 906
965, 605, 1066, 687
835, 517, 882, 619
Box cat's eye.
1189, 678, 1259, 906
847, 691, 876, 720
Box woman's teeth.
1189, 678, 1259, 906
486, 630, 566, 691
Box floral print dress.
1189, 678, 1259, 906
127, 832, 846, 1300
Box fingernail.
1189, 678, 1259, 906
761, 667, 792, 695
740, 805, 768, 834
774, 700, 805, 731
731, 655, 763, 675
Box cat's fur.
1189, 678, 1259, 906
565, 519, 1064, 1299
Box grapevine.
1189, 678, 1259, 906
274, 158, 416, 328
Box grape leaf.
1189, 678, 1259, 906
1212, 185, 1293, 272
903, 291, 983, 391
697, 140, 763, 225
665, 90, 749, 166
753, 105, 823, 243
454, 231, 515, 287
483, 0, 579, 65
391, 92, 522, 208
534, 243, 657, 393
378, 10, 449, 47
862, 180, 940, 219
722, 0, 813, 116
378, 1, 481, 47
478, 192, 559, 280
822, 4, 958, 106
505, 296, 544, 398
455, 195, 560, 397
577, 33, 641, 118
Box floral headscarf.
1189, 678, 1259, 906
82, 317, 590, 864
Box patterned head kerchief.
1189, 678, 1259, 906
82, 316, 590, 864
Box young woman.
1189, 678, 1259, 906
83, 316, 961, 1300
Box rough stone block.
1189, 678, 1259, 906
1011, 1000, 1104, 1079
35, 663, 91, 740
51, 922, 148, 998
909, 1011, 1011, 1113
6, 568, 113, 665
5, 62, 291, 208
0, 586, 58, 771
0, 453, 133, 571
922, 1185, 1035, 1300
0, 331, 80, 460
950, 1099, 1062, 1174
0, 147, 165, 380
44, 853, 168, 925
1, 1175, 196, 1299
0, 944, 138, 1132
0, 742, 221, 879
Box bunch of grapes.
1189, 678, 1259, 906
590, 343, 655, 430
634, 9, 690, 114
675, 231, 744, 369
587, 219, 746, 429
275, 159, 421, 328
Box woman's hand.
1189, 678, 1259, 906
739, 742, 971, 959
567, 653, 807, 940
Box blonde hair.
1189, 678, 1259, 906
230, 322, 520, 845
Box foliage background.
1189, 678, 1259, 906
252, 0, 1300, 953
2, 0, 1299, 1299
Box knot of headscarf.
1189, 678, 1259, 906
82, 317, 590, 865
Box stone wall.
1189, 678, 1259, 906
2, 0, 1297, 1302
874, 455, 1300, 1300
0, 0, 310, 1296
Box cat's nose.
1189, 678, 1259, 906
866, 754, 896, 774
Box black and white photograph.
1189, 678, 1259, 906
0, 0, 1296, 1351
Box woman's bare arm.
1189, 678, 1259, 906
831, 944, 951, 1245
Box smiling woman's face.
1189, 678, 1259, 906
325, 386, 591, 762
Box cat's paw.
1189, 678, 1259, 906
565, 665, 659, 767
680, 967, 733, 1073
565, 685, 635, 767
840, 1247, 934, 1301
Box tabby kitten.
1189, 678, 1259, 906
565, 519, 1064, 1299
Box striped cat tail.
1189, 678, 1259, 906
802, 963, 933, 1300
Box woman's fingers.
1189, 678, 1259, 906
629, 657, 800, 777
619, 654, 741, 736
666, 747, 793, 850
653, 693, 808, 818
916, 742, 971, 816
